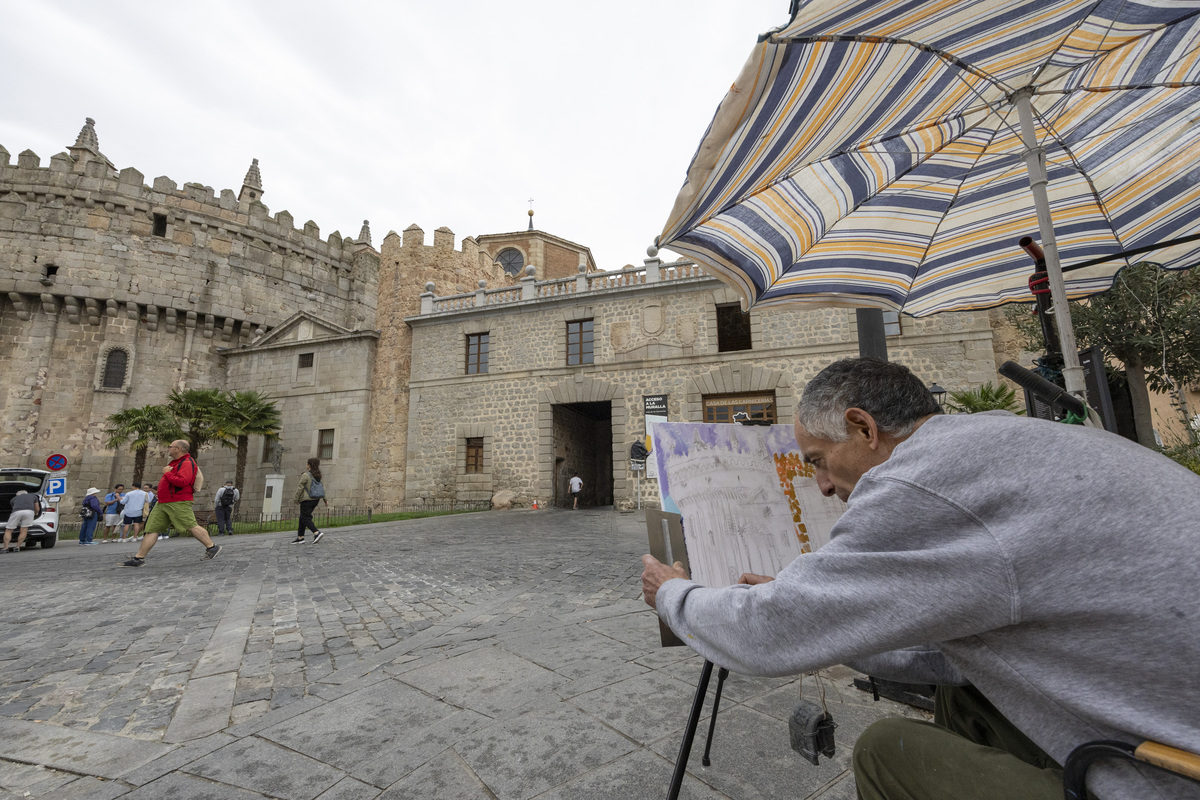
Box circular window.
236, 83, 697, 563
497, 248, 524, 276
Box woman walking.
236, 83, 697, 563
293, 457, 328, 544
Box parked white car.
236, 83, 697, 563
0, 469, 60, 548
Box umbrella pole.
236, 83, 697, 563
1014, 89, 1086, 397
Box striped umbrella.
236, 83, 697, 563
658, 0, 1200, 394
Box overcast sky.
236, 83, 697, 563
0, 1, 789, 270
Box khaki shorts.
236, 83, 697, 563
4, 509, 35, 530
144, 501, 198, 534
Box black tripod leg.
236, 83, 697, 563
701, 667, 729, 767
666, 660, 714, 800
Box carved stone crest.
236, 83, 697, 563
643, 302, 665, 336
676, 315, 698, 346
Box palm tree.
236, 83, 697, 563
222, 391, 282, 496
945, 382, 1025, 415
164, 388, 234, 454
104, 405, 173, 485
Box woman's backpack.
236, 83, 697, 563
79, 504, 95, 520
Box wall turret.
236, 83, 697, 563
238, 158, 264, 210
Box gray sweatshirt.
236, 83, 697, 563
656, 412, 1200, 799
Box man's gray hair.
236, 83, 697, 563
796, 358, 942, 441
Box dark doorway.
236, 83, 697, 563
552, 401, 613, 508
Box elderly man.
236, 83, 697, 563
122, 440, 221, 566
642, 358, 1199, 800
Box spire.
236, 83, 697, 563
357, 219, 372, 247
238, 158, 264, 207
527, 197, 535, 231
72, 118, 100, 152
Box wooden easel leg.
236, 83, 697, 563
666, 660, 714, 800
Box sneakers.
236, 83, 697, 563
158, 534, 168, 540
291, 536, 306, 544
312, 531, 324, 544
204, 544, 222, 560
122, 556, 144, 567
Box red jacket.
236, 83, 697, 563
157, 455, 197, 502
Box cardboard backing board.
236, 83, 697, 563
645, 508, 688, 647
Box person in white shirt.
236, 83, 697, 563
118, 486, 148, 542
568, 472, 583, 510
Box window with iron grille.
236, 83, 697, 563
566, 319, 594, 365
101, 349, 128, 389
703, 393, 777, 425
465, 437, 484, 473
716, 304, 753, 352
883, 310, 902, 337
298, 352, 314, 368
318, 429, 335, 460
466, 333, 489, 374
262, 437, 280, 464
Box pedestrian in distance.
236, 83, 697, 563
2, 490, 41, 552
100, 484, 125, 542
214, 480, 239, 536
118, 484, 148, 542
122, 440, 222, 567
78, 487, 102, 546
292, 457, 327, 544
569, 472, 583, 509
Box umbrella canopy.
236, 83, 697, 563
659, 0, 1200, 328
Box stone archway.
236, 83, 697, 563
537, 377, 626, 508
685, 364, 794, 423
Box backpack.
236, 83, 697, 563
192, 459, 205, 492
219, 487, 236, 508
80, 504, 95, 520
308, 478, 325, 499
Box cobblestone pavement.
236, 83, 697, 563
0, 509, 924, 800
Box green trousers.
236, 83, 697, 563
853, 685, 1066, 800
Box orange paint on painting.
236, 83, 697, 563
774, 452, 815, 552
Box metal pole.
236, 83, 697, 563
1014, 88, 1086, 397
855, 309, 888, 361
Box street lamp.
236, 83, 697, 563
928, 383, 947, 408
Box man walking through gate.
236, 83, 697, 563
122, 440, 222, 566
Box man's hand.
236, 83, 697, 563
641, 554, 689, 610
163, 466, 171, 475
738, 572, 775, 585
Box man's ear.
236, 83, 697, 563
844, 408, 882, 449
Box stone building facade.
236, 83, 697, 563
0, 119, 602, 518
404, 259, 1005, 510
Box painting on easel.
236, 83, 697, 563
650, 422, 843, 588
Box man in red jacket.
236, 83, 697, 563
122, 440, 222, 566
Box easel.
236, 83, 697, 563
666, 660, 730, 799
646, 509, 734, 799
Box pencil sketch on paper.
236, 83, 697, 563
651, 422, 844, 588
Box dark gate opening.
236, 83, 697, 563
552, 401, 613, 508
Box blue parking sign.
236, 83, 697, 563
46, 477, 66, 496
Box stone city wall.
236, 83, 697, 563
0, 141, 378, 514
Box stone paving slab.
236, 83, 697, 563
0, 509, 923, 798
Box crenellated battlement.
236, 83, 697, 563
0, 144, 370, 275
0, 119, 380, 336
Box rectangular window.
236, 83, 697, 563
566, 319, 594, 365
261, 437, 280, 464
152, 213, 167, 237
703, 394, 777, 425
465, 437, 484, 474
883, 310, 902, 337
465, 333, 489, 374
298, 352, 314, 369
716, 304, 753, 352
318, 429, 335, 460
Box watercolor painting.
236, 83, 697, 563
651, 422, 844, 588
